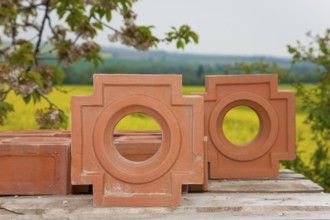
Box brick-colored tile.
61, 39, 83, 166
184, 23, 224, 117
71, 74, 205, 206
199, 74, 295, 178
0, 137, 71, 195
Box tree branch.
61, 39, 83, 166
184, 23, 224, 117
36, 88, 60, 110
73, 34, 82, 45
0, 89, 12, 102
10, 18, 17, 46
18, 3, 43, 12
24, 22, 41, 32
46, 15, 57, 36
73, 14, 93, 44
27, 34, 39, 42
33, 0, 51, 66
92, 15, 119, 33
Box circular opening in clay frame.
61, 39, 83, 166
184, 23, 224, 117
209, 92, 278, 161
113, 112, 163, 162
222, 106, 260, 146
94, 95, 181, 183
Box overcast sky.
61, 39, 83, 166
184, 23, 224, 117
2, 0, 329, 57
103, 0, 330, 57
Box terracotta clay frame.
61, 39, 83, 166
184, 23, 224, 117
0, 130, 71, 139
0, 137, 71, 195
199, 74, 295, 179
71, 74, 204, 206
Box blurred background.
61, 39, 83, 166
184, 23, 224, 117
0, 0, 329, 191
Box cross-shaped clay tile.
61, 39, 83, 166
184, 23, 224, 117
71, 74, 204, 206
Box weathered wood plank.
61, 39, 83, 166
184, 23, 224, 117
278, 172, 305, 180
0, 170, 326, 219
208, 179, 323, 193
1, 193, 330, 219
279, 169, 305, 179
206, 169, 320, 193
279, 169, 295, 174
225, 172, 306, 181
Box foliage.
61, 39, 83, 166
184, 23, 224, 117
0, 0, 198, 129
60, 49, 319, 86
223, 58, 290, 83
284, 29, 330, 191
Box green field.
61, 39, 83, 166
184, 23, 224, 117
0, 84, 314, 164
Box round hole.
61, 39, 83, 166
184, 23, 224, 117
222, 106, 260, 146
113, 112, 162, 162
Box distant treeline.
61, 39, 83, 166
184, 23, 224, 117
57, 47, 319, 85
62, 58, 319, 85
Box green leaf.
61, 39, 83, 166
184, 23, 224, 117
9, 42, 35, 66
23, 95, 32, 104
24, 54, 35, 64
27, 71, 43, 89
0, 102, 14, 112
190, 32, 199, 43
176, 40, 184, 49
49, 65, 65, 86
93, 22, 103, 30
90, 5, 97, 16
0, 101, 14, 124
105, 10, 112, 22
31, 91, 41, 104
57, 3, 66, 18
59, 111, 69, 128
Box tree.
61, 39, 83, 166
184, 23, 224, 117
231, 58, 289, 82
0, 0, 198, 129
284, 29, 330, 191
196, 65, 204, 79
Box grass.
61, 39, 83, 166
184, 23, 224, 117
222, 106, 260, 145
0, 85, 94, 130
115, 113, 161, 131
0, 84, 315, 165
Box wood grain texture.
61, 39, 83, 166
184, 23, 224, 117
0, 193, 330, 219
0, 170, 328, 219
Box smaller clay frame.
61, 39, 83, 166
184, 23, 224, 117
199, 74, 295, 179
